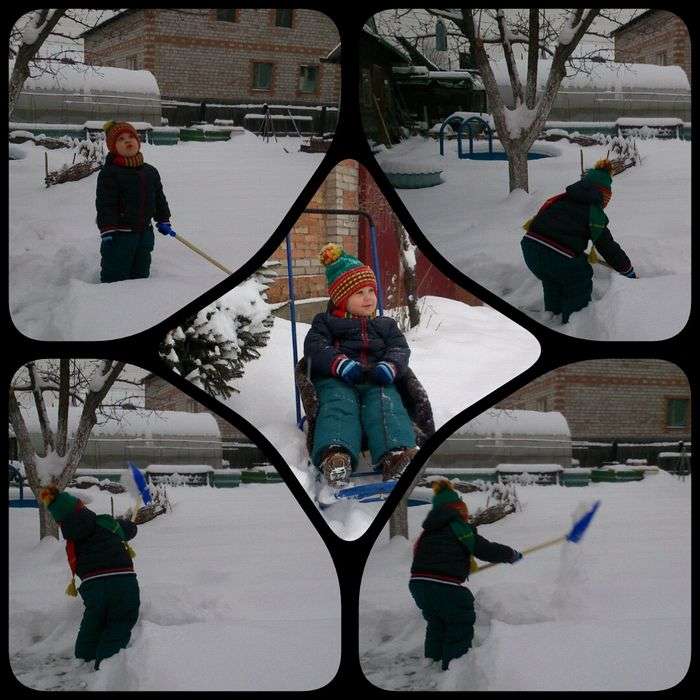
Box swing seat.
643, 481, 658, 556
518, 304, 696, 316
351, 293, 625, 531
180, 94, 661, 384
294, 357, 436, 458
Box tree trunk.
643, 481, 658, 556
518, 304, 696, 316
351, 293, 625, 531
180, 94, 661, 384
389, 499, 408, 539
9, 10, 66, 119
506, 142, 530, 192
396, 224, 420, 328
39, 501, 59, 540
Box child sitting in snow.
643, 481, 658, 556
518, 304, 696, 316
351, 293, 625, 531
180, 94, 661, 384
39, 486, 140, 670
303, 243, 418, 487
96, 120, 175, 283
410, 480, 522, 671
521, 158, 636, 323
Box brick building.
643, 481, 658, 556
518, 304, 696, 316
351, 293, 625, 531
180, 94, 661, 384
612, 10, 691, 82
498, 360, 691, 444
144, 373, 269, 469
83, 9, 341, 107
266, 160, 483, 320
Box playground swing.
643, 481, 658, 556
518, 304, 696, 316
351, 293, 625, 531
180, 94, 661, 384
286, 209, 435, 493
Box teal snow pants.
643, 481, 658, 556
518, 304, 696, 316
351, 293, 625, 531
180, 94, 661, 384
521, 237, 593, 323
76, 574, 140, 669
100, 228, 155, 283
409, 579, 476, 670
311, 377, 416, 467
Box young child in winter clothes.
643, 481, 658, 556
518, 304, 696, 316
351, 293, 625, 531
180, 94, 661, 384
521, 158, 636, 323
410, 480, 522, 670
303, 243, 418, 486
96, 120, 176, 283
40, 486, 140, 670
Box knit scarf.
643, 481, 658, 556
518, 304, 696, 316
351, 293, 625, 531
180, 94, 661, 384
445, 502, 476, 554
112, 152, 144, 168
330, 307, 377, 319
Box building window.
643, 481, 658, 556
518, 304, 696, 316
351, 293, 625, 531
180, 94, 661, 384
252, 62, 273, 90
275, 9, 293, 27
666, 398, 689, 428
216, 9, 237, 22
536, 397, 549, 412
299, 65, 319, 93
126, 55, 139, 70
656, 50, 668, 65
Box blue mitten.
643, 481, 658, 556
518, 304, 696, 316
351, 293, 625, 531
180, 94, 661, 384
336, 358, 362, 385
156, 221, 176, 237
622, 267, 637, 279
371, 361, 396, 385
510, 551, 523, 563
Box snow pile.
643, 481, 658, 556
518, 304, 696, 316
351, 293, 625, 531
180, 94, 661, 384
9, 485, 340, 691
9, 133, 323, 340
223, 297, 539, 539
459, 409, 570, 437
376, 154, 443, 175
360, 471, 690, 690
383, 136, 690, 340
9, 143, 27, 160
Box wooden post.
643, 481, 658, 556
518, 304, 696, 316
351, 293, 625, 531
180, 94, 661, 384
44, 151, 49, 187
110, 496, 114, 518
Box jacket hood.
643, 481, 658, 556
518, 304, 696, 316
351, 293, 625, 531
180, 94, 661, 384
565, 179, 603, 206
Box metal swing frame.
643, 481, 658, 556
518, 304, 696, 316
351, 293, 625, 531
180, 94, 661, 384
286, 208, 383, 429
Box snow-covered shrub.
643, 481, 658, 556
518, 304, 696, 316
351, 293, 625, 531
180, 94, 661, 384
160, 266, 276, 398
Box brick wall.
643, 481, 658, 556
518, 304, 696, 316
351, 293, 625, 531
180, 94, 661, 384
614, 10, 691, 82
266, 160, 360, 303
498, 360, 691, 441
85, 9, 340, 105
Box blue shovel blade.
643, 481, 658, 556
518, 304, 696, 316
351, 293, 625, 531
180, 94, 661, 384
566, 500, 601, 543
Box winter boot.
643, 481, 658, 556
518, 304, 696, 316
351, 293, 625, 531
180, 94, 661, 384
381, 447, 418, 481
320, 448, 351, 487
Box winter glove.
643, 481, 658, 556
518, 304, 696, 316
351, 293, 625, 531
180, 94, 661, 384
371, 361, 397, 385
510, 550, 524, 564
335, 358, 362, 385
156, 221, 176, 237
621, 267, 637, 279
39, 485, 59, 507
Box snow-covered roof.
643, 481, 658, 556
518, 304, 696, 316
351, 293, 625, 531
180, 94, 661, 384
455, 409, 571, 438
489, 58, 690, 93
19, 406, 221, 439
14, 62, 160, 98
616, 117, 683, 126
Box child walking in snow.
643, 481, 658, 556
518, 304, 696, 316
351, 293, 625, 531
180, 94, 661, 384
521, 158, 636, 323
40, 486, 140, 670
96, 120, 176, 283
410, 480, 522, 671
303, 243, 418, 487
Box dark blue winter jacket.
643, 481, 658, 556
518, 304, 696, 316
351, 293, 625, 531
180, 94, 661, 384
303, 312, 410, 380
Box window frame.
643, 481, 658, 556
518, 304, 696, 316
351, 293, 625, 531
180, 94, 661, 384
297, 64, 320, 95
251, 61, 275, 92
215, 9, 238, 23
273, 8, 294, 28
665, 397, 689, 429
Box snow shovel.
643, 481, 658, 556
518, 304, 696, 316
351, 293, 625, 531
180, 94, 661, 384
471, 500, 601, 574
173, 233, 232, 275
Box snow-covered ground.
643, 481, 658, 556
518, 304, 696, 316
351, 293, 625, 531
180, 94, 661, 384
377, 136, 691, 340
9, 133, 323, 341
9, 485, 340, 691
360, 470, 691, 691
224, 297, 540, 539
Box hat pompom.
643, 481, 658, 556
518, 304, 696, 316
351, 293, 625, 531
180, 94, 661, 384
103, 120, 117, 134
593, 158, 614, 174
431, 479, 455, 495
320, 243, 343, 267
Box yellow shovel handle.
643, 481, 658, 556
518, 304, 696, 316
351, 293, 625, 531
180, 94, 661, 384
173, 234, 232, 275
472, 535, 567, 574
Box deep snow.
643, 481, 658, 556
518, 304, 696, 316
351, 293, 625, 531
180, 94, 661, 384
9, 133, 324, 340
9, 485, 341, 691
223, 297, 540, 539
376, 136, 690, 340
359, 470, 691, 691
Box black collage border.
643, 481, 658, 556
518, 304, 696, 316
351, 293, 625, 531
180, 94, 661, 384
5, 3, 696, 694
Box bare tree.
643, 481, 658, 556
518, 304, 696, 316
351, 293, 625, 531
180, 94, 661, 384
396, 223, 421, 328
8, 359, 136, 539
375, 9, 642, 193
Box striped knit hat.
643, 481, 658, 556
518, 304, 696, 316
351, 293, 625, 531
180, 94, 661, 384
583, 158, 614, 206
320, 243, 377, 311
103, 120, 140, 155
432, 479, 469, 521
